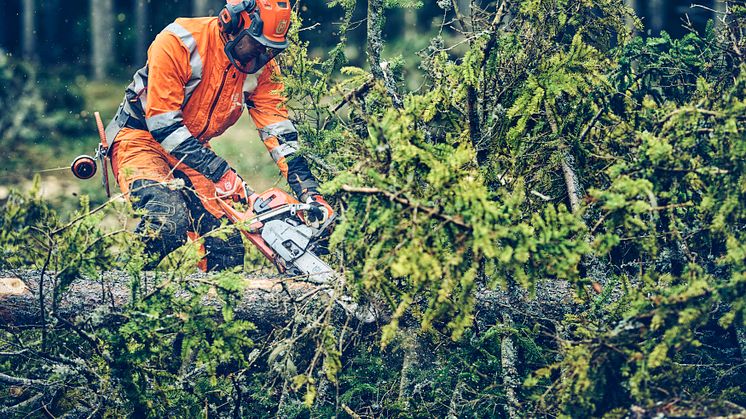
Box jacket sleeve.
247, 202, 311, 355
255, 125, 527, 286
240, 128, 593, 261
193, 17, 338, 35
143, 29, 229, 182
248, 60, 320, 201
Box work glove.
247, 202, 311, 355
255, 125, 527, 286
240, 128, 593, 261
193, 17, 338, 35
215, 169, 249, 203
304, 194, 334, 230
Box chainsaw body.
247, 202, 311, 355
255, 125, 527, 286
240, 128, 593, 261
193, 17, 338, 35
217, 188, 335, 283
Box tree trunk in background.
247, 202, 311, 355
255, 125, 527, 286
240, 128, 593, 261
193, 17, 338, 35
714, 0, 727, 26
21, 0, 36, 61
648, 0, 664, 34
193, 0, 210, 17
90, 0, 114, 80
367, 0, 402, 108
404, 9, 416, 44
625, 0, 638, 32
43, 0, 61, 61
135, 0, 147, 66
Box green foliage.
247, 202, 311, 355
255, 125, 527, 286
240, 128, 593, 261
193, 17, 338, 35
0, 52, 87, 176
101, 271, 255, 417
0, 183, 258, 417
280, 0, 746, 416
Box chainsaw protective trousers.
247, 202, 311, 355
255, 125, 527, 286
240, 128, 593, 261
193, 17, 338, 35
130, 178, 245, 271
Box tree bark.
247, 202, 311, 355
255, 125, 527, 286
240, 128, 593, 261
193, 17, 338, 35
544, 100, 582, 213
624, 0, 638, 33
560, 155, 581, 214
0, 271, 575, 331
397, 328, 424, 409
90, 0, 114, 80
500, 312, 519, 419
366, 0, 402, 108
500, 279, 522, 418
134, 0, 147, 66
192, 0, 211, 17
21, 0, 36, 61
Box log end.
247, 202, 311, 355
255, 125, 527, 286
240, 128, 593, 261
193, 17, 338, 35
0, 277, 28, 296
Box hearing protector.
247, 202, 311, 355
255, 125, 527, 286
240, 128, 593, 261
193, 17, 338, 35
218, 0, 263, 38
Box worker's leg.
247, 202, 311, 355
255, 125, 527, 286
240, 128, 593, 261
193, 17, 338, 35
129, 180, 191, 268
111, 129, 192, 268
174, 170, 246, 272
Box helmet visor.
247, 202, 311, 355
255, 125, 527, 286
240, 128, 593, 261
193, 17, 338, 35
225, 30, 285, 74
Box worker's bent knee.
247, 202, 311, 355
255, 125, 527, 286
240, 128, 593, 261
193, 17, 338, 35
130, 179, 190, 264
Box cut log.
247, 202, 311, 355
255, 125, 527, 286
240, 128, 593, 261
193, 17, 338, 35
0, 271, 576, 331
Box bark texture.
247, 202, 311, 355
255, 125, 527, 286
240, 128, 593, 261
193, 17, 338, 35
366, 0, 402, 108
0, 271, 576, 331
22, 0, 36, 61
90, 0, 114, 80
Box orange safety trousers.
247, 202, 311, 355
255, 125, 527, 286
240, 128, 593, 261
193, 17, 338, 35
111, 127, 226, 219
111, 127, 240, 272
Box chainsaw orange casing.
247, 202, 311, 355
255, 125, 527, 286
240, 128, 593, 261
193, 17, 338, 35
217, 187, 300, 272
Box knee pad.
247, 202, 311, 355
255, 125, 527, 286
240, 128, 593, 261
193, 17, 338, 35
130, 180, 191, 262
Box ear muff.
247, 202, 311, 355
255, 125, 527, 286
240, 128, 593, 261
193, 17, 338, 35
218, 8, 238, 35
246, 9, 263, 38
218, 0, 257, 36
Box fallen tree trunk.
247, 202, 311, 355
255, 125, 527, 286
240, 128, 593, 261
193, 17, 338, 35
0, 270, 576, 331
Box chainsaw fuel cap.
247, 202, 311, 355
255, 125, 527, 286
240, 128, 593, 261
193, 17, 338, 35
71, 155, 97, 179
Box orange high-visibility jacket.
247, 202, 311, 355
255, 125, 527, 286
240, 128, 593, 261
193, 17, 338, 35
106, 17, 319, 200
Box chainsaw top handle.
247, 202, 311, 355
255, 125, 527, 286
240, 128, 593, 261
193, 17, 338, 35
214, 188, 317, 231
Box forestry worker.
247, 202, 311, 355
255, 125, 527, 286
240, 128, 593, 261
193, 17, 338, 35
103, 0, 333, 271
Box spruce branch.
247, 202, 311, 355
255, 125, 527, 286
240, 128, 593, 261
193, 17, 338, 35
339, 185, 470, 229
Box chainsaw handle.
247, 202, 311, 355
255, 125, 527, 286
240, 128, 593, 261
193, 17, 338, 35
215, 193, 257, 224
311, 212, 337, 239
215, 194, 320, 229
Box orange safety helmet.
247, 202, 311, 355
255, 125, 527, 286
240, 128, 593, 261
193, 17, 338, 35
218, 0, 292, 73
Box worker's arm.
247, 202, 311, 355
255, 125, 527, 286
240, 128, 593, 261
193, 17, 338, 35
143, 26, 229, 182
248, 60, 320, 201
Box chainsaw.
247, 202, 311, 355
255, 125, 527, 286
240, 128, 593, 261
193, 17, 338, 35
215, 187, 337, 284
219, 192, 377, 322
70, 111, 337, 284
